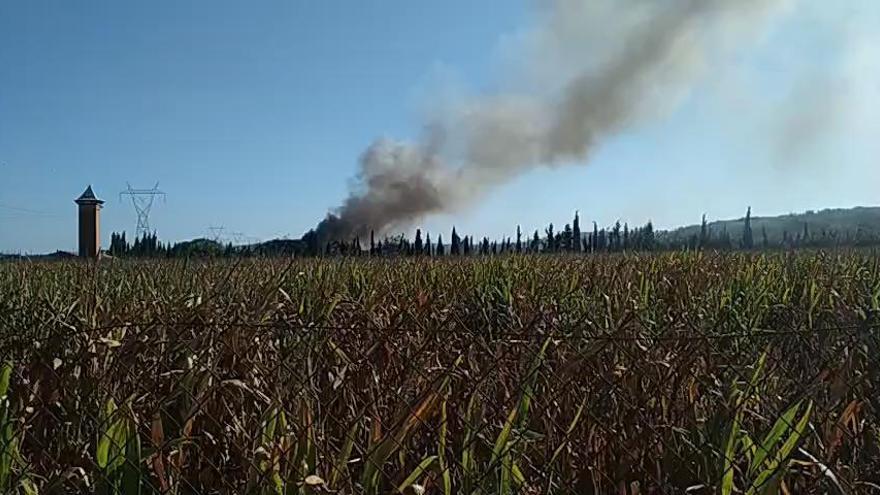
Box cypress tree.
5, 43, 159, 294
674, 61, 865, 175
563, 223, 573, 252
545, 223, 555, 252
612, 222, 622, 252
515, 225, 522, 253
400, 234, 407, 255
593, 222, 599, 253
699, 214, 708, 249
573, 211, 581, 252
414, 229, 423, 255
742, 207, 754, 249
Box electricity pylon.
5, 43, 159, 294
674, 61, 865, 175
207, 226, 226, 243
120, 182, 166, 238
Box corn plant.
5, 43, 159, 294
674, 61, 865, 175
0, 251, 878, 492
721, 353, 815, 494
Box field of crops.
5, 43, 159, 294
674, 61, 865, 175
1, 252, 879, 494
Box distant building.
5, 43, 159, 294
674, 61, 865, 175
75, 185, 104, 258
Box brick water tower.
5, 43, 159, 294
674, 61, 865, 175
75, 185, 104, 258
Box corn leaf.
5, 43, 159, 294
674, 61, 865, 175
0, 362, 11, 400
748, 401, 802, 476
746, 402, 812, 495
330, 421, 359, 489
396, 455, 437, 494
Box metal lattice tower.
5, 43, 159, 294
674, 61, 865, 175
120, 182, 166, 238
207, 226, 226, 243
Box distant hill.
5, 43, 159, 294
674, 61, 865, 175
0, 250, 78, 262
659, 207, 880, 245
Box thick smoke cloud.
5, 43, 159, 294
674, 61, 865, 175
313, 0, 793, 242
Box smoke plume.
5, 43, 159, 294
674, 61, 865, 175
313, 0, 793, 242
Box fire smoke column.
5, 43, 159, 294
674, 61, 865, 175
313, 0, 794, 242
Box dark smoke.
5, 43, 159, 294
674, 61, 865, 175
313, 0, 793, 242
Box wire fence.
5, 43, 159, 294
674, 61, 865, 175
1, 315, 879, 494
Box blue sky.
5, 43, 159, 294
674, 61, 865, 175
1, 0, 878, 253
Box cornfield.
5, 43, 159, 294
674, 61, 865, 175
1, 251, 879, 494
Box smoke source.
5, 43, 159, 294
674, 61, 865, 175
313, 0, 792, 242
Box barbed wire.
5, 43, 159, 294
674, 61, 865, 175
2, 317, 877, 350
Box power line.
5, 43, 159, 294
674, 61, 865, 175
0, 203, 58, 216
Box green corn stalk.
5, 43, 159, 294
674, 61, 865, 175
96, 398, 136, 494
499, 453, 512, 495
721, 350, 812, 495
438, 400, 452, 495
807, 280, 820, 329
361, 389, 443, 494
548, 397, 586, 468
489, 407, 519, 478
490, 336, 552, 494
395, 455, 437, 494
248, 405, 299, 495
361, 374, 452, 494
0, 361, 16, 492
121, 422, 143, 495
258, 405, 284, 495
544, 397, 587, 492
0, 363, 9, 402
329, 421, 359, 490
461, 392, 481, 495
745, 402, 813, 495
722, 350, 767, 495
295, 400, 318, 485
747, 401, 802, 477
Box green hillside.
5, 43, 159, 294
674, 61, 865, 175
660, 207, 880, 246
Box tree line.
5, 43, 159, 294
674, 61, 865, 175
107, 207, 880, 259
305, 211, 659, 257
108, 232, 238, 258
